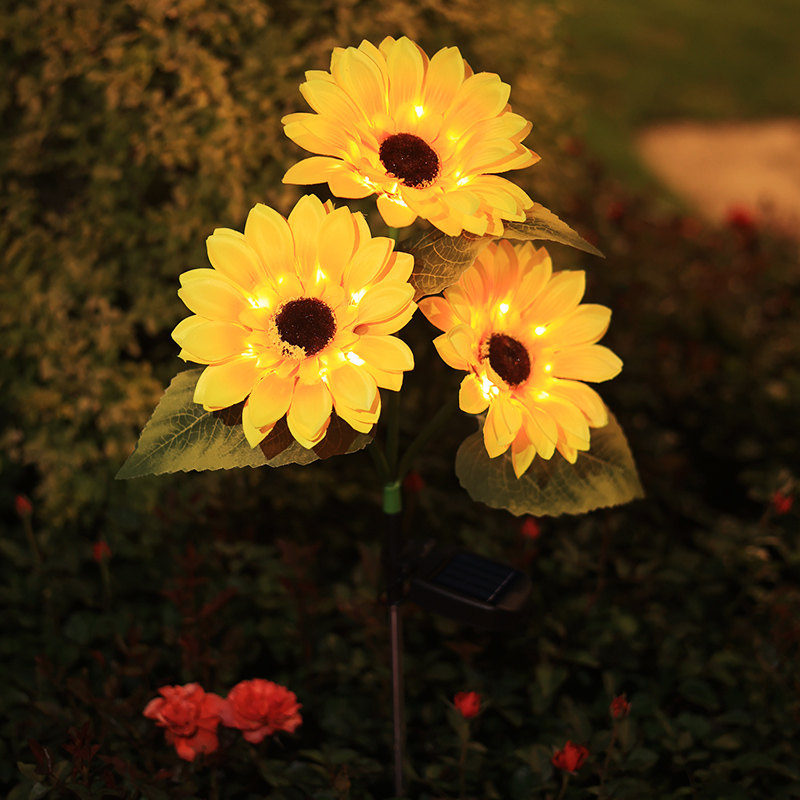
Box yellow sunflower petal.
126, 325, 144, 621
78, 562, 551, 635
244, 204, 295, 283
331, 46, 386, 121
327, 361, 378, 414
172, 319, 250, 364
545, 395, 591, 443
419, 295, 459, 332
350, 334, 414, 373
287, 380, 332, 448
353, 282, 415, 328
298, 79, 360, 123
355, 300, 417, 338
483, 394, 522, 458
178, 277, 249, 323
342, 238, 394, 299
444, 73, 511, 138
246, 372, 295, 429
549, 379, 608, 428
283, 155, 349, 187
288, 194, 327, 286
423, 46, 466, 115
193, 358, 262, 410
241, 401, 275, 448
376, 194, 418, 228
206, 230, 264, 290
318, 205, 357, 287
387, 36, 425, 111
552, 345, 623, 383
511, 429, 537, 478
546, 304, 612, 348
459, 374, 490, 415
526, 270, 586, 324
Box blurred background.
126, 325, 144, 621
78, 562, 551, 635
1, 1, 799, 797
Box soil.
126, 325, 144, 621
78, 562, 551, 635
636, 120, 800, 237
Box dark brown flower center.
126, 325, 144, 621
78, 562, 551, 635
274, 297, 336, 357
487, 333, 531, 386
379, 133, 440, 188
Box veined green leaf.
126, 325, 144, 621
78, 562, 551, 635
454, 408, 643, 516
404, 203, 603, 300
116, 369, 372, 478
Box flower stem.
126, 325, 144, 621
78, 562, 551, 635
600, 724, 618, 795
556, 771, 570, 800
385, 389, 401, 477
23, 517, 42, 569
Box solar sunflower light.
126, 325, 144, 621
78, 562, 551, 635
118, 36, 643, 798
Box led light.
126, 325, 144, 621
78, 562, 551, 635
350, 288, 366, 305
457, 176, 470, 187
537, 391, 549, 400
498, 302, 509, 314
315, 268, 326, 283
544, 364, 552, 372
534, 326, 546, 336
346, 352, 365, 366
481, 375, 500, 400
414, 104, 425, 117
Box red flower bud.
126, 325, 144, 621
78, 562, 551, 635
15, 495, 33, 517
403, 471, 425, 493
453, 691, 481, 719
610, 694, 630, 719
773, 491, 793, 516
520, 517, 541, 540
92, 541, 112, 562
220, 679, 302, 744
143, 683, 226, 762
551, 740, 589, 773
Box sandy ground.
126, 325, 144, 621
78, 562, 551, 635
636, 120, 800, 237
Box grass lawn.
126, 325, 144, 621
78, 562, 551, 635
561, 0, 800, 183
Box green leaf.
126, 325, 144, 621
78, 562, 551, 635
404, 203, 603, 300
116, 369, 373, 478
454, 408, 643, 516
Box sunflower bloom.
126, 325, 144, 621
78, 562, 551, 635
282, 36, 538, 237
172, 195, 416, 449
419, 241, 621, 477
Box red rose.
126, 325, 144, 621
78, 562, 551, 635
453, 691, 481, 719
610, 694, 630, 719
551, 740, 589, 773
221, 679, 302, 744
143, 683, 226, 762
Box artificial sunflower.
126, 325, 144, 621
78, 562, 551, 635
172, 195, 416, 449
419, 241, 622, 477
282, 36, 538, 237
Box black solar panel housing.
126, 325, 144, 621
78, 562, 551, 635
431, 552, 517, 604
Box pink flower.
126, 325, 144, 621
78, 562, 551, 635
610, 694, 630, 719
92, 541, 112, 562
453, 691, 481, 719
221, 679, 302, 743
552, 740, 589, 773
143, 683, 226, 762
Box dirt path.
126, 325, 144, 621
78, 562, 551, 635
636, 120, 800, 237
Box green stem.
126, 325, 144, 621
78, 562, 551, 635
458, 728, 469, 800
395, 394, 459, 482
368, 436, 391, 485
600, 724, 618, 795
385, 390, 401, 477
23, 518, 42, 569
556, 771, 570, 800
